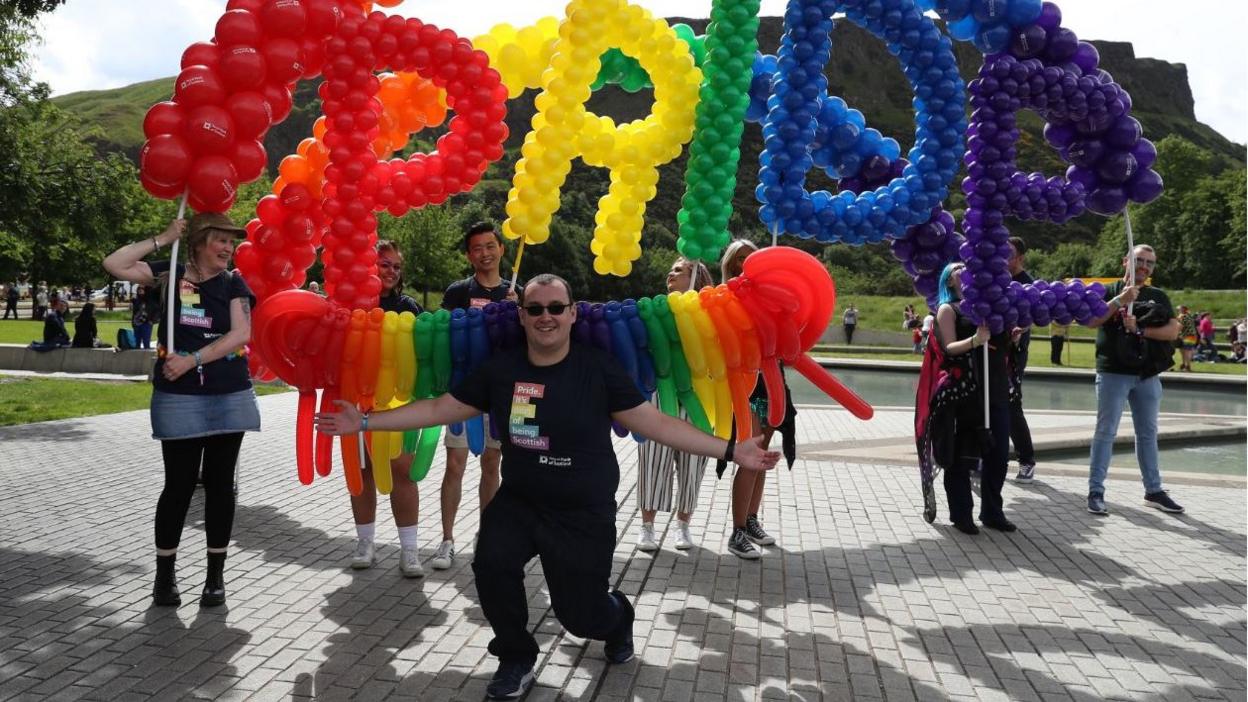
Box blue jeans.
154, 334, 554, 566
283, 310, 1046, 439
134, 322, 152, 349
1089, 372, 1163, 496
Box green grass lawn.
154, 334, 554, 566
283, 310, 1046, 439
0, 377, 290, 427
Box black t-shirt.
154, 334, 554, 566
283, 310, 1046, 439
442, 275, 518, 311
450, 343, 646, 512
379, 290, 423, 315
1096, 281, 1174, 375
954, 309, 1009, 403
149, 261, 255, 395
1011, 269, 1034, 361
72, 315, 97, 348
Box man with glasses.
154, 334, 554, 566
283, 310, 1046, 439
1085, 245, 1183, 516
316, 274, 780, 699
433, 221, 520, 571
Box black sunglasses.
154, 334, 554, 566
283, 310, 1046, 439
522, 302, 571, 317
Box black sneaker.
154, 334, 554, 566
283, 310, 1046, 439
980, 516, 1017, 532
604, 591, 635, 664
727, 527, 760, 560
1145, 491, 1184, 514
743, 514, 775, 546
486, 661, 535, 700
1087, 493, 1108, 516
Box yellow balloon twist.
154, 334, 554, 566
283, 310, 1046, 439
501, 0, 701, 276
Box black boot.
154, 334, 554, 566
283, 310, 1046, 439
200, 551, 226, 607
153, 554, 181, 606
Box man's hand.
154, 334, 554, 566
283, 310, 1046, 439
733, 436, 781, 471
1123, 313, 1138, 334
314, 400, 364, 435
504, 289, 519, 303
1117, 284, 1139, 306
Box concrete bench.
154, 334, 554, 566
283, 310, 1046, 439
0, 344, 155, 376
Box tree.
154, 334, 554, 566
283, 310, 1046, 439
1029, 242, 1098, 280
379, 206, 464, 308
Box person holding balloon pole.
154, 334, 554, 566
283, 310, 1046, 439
718, 239, 793, 560
316, 274, 779, 699
104, 211, 260, 608
635, 256, 715, 553
432, 221, 520, 572
1084, 244, 1183, 516
923, 261, 1019, 535
348, 240, 426, 577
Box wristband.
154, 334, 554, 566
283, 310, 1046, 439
1109, 297, 1121, 310
361, 412, 370, 432
152, 237, 161, 253
723, 440, 734, 463
193, 350, 202, 366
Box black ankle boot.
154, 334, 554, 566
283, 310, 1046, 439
153, 554, 181, 606
200, 551, 226, 607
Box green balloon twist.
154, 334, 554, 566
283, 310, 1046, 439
591, 23, 708, 92
675, 0, 761, 264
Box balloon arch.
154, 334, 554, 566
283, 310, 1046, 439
139, 0, 1161, 489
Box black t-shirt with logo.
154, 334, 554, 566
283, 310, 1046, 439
149, 260, 255, 395
442, 275, 519, 311
450, 343, 646, 512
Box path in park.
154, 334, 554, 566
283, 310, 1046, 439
1, 393, 1244, 701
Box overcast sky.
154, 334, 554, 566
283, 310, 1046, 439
31, 0, 1247, 144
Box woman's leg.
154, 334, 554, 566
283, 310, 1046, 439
200, 433, 244, 550
156, 438, 206, 553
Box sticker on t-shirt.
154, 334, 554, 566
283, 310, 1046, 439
178, 279, 200, 307
180, 311, 212, 328
469, 297, 491, 309
509, 382, 549, 451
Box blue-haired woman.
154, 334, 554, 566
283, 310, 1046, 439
915, 262, 1018, 535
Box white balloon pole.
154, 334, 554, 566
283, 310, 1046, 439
166, 192, 189, 354
1125, 208, 1136, 316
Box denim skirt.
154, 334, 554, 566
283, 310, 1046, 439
150, 388, 262, 440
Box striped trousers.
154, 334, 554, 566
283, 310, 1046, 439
637, 395, 708, 515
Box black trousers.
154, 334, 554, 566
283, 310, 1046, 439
1008, 395, 1035, 467
156, 433, 243, 550
843, 324, 856, 344
944, 400, 1010, 524
3, 299, 16, 319
1050, 336, 1065, 364
472, 489, 629, 666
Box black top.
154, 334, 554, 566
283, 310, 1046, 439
951, 307, 1009, 403
149, 261, 255, 395
451, 343, 646, 512
42, 311, 69, 345
1011, 269, 1034, 363
379, 290, 423, 315
1096, 280, 1174, 376
72, 315, 96, 348
442, 275, 519, 311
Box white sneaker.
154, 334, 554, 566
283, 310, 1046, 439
430, 540, 455, 570
673, 520, 695, 550
351, 539, 375, 570
400, 546, 424, 578
637, 523, 659, 552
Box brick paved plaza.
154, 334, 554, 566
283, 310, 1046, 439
1, 393, 1244, 700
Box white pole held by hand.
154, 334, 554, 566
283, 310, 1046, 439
982, 340, 990, 431
1124, 208, 1136, 317
166, 192, 189, 354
